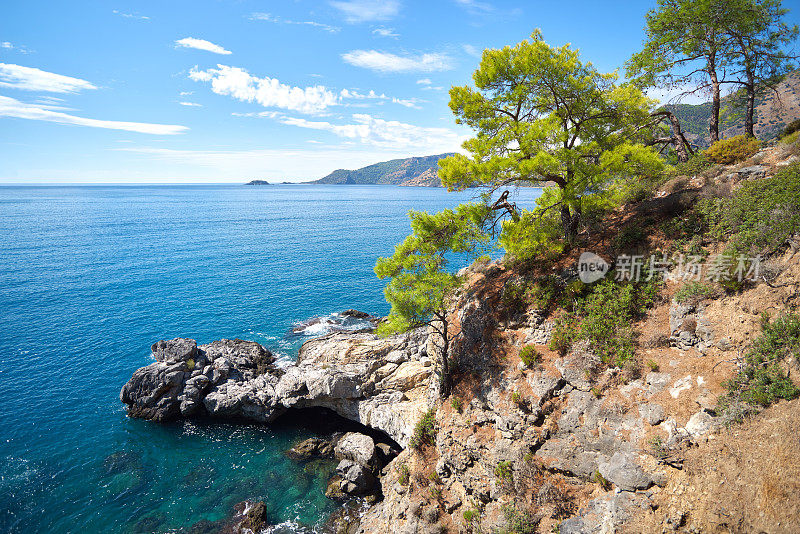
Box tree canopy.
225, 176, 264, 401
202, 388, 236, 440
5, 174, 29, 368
440, 30, 661, 245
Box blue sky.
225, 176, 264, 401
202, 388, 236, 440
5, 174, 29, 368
1, 1, 797, 183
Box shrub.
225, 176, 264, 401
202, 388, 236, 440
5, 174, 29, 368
410, 409, 437, 449
592, 469, 612, 491
649, 436, 668, 459
781, 118, 800, 139
717, 163, 800, 256
501, 277, 529, 317
718, 313, 800, 422
674, 281, 720, 305
549, 277, 661, 366
674, 151, 713, 176
511, 390, 523, 406
450, 397, 462, 413
519, 345, 540, 368
499, 504, 539, 534
398, 463, 410, 485
705, 135, 761, 164
463, 508, 480, 524
494, 461, 513, 482
613, 225, 647, 250
646, 359, 659, 372
527, 276, 561, 310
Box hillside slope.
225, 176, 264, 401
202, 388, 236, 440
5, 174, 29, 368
310, 154, 453, 186
667, 70, 800, 147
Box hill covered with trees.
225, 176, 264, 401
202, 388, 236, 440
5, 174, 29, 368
310, 153, 454, 186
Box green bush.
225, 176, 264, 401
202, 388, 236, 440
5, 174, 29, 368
705, 135, 761, 165
549, 277, 661, 365
527, 276, 560, 310
717, 163, 800, 256
674, 281, 720, 305
718, 313, 800, 422
398, 463, 410, 485
592, 469, 612, 491
674, 151, 713, 176
410, 409, 437, 449
613, 225, 647, 250
781, 118, 800, 139
519, 345, 540, 368
450, 397, 462, 413
498, 504, 539, 534
501, 278, 529, 316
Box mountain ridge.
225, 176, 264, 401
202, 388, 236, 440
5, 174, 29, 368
310, 153, 454, 186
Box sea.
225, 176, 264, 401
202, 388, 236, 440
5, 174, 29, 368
0, 184, 542, 533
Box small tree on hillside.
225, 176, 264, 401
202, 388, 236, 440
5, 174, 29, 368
439, 30, 660, 247
627, 0, 733, 144
723, 0, 798, 137
374, 204, 490, 398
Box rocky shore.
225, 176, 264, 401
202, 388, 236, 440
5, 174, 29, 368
122, 238, 800, 533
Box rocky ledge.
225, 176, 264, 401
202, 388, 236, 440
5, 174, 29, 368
120, 325, 437, 447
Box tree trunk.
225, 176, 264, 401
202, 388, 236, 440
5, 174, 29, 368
560, 204, 581, 247
709, 67, 721, 144
439, 326, 450, 399
664, 111, 693, 162
744, 75, 756, 137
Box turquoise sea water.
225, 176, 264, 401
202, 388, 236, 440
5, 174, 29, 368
0, 184, 541, 533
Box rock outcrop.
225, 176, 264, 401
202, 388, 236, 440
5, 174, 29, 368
121, 329, 436, 447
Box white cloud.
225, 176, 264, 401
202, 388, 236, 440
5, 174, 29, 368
372, 27, 399, 38
330, 0, 401, 23
179, 91, 194, 96
454, 0, 493, 13
341, 50, 454, 73
249, 12, 340, 33
179, 101, 202, 107
175, 37, 232, 55
416, 78, 432, 85
462, 44, 481, 58
391, 97, 421, 109
190, 64, 339, 114
1, 41, 32, 53
112, 10, 150, 20
0, 63, 97, 93
278, 113, 464, 150
340, 88, 388, 100
0, 95, 188, 134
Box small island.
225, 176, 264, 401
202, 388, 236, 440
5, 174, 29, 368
244, 180, 271, 186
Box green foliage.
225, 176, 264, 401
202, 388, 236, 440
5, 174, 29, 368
463, 508, 480, 524
549, 277, 661, 365
494, 461, 513, 482
716, 163, 800, 256
398, 463, 410, 486
781, 118, 800, 139
501, 277, 529, 316
674, 281, 721, 304
498, 504, 539, 534
528, 276, 561, 310
592, 469, 612, 491
376, 203, 492, 336
646, 359, 660, 372
511, 391, 523, 405
705, 135, 761, 164
440, 30, 660, 246
613, 225, 647, 251
519, 345, 540, 368
719, 313, 800, 421
674, 151, 713, 176
649, 436, 668, 459
450, 397, 462, 413
410, 409, 437, 449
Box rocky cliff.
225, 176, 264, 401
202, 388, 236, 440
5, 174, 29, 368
121, 144, 800, 533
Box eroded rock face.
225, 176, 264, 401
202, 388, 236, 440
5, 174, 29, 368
120, 338, 282, 422
121, 329, 436, 446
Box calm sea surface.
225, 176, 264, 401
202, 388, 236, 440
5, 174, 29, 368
0, 184, 541, 533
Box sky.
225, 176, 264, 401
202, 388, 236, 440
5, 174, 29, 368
1, 0, 798, 183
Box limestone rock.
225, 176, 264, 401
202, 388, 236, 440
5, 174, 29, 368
334, 432, 377, 468
598, 452, 653, 491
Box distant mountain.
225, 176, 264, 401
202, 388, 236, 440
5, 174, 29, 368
310, 153, 454, 186
244, 180, 271, 185
667, 70, 800, 147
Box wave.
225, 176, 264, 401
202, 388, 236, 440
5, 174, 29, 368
288, 311, 377, 338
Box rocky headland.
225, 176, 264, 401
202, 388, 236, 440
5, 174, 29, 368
122, 143, 800, 533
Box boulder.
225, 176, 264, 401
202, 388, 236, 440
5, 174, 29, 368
598, 452, 653, 491
286, 437, 335, 461
336, 459, 377, 495
334, 432, 376, 468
